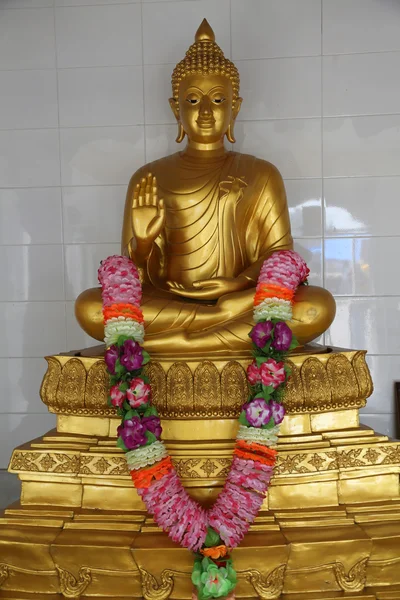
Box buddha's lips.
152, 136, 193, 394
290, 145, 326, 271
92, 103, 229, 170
196, 118, 215, 128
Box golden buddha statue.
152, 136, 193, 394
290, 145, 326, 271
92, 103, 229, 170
75, 19, 335, 352
3, 19, 400, 600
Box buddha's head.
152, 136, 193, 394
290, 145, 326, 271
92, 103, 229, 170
170, 19, 242, 146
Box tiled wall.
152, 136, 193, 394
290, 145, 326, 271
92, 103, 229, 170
0, 0, 399, 467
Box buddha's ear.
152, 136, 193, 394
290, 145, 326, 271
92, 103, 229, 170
169, 98, 180, 121
226, 98, 242, 144
232, 97, 243, 121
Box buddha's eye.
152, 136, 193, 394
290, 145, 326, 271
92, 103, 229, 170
186, 97, 200, 105
212, 97, 226, 104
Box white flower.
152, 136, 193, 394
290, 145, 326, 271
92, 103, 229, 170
126, 440, 167, 470
105, 317, 145, 346
236, 424, 280, 447
253, 297, 292, 323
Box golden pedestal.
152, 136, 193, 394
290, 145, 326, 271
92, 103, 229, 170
1, 345, 400, 599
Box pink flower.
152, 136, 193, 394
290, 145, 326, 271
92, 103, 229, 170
98, 255, 142, 307
260, 359, 286, 389
126, 377, 151, 408
110, 384, 125, 407
270, 400, 285, 425
245, 397, 272, 427
258, 250, 309, 291
247, 361, 261, 385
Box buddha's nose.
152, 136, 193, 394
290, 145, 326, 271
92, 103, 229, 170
199, 95, 213, 117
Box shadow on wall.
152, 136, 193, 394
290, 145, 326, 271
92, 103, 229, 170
0, 470, 21, 510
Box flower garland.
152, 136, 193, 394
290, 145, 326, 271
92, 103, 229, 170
98, 250, 309, 600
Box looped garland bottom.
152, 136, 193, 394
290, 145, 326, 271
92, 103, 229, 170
98, 250, 309, 600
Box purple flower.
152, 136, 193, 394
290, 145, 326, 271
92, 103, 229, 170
117, 417, 147, 450
105, 344, 119, 375
142, 416, 162, 439
245, 397, 272, 428
120, 339, 143, 371
270, 400, 285, 425
250, 321, 273, 348
271, 321, 293, 352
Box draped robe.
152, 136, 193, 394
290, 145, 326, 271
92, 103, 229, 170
121, 151, 293, 351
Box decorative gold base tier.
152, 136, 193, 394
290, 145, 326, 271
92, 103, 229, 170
1, 493, 400, 598
2, 347, 400, 597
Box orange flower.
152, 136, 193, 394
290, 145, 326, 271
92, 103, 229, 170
103, 302, 144, 323
254, 283, 294, 305
235, 439, 277, 461
131, 456, 173, 488
200, 545, 231, 559
234, 447, 277, 467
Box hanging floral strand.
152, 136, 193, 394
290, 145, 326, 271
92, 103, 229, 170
98, 250, 309, 600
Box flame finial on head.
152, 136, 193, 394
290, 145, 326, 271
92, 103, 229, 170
171, 19, 240, 102
195, 18, 215, 43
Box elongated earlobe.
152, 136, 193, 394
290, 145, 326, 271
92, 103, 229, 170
176, 122, 186, 143
226, 122, 236, 144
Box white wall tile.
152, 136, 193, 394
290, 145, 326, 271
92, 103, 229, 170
62, 185, 125, 243
56, 0, 137, 4
0, 188, 62, 246
324, 177, 400, 238
144, 64, 175, 125
362, 355, 400, 415
0, 245, 64, 302
325, 237, 400, 297
145, 124, 182, 164
60, 126, 145, 185
359, 413, 397, 439
232, 0, 321, 60
0, 129, 60, 188
2, 0, 53, 5
65, 301, 99, 351
142, 0, 230, 65
0, 413, 57, 469
235, 119, 321, 179
64, 242, 119, 301
325, 297, 400, 354
323, 0, 400, 55
323, 53, 400, 118
55, 4, 142, 68
0, 70, 58, 130
0, 358, 48, 413
323, 115, 400, 178
58, 66, 144, 127
239, 57, 321, 120
0, 302, 66, 358
0, 8, 55, 70
293, 238, 322, 286
285, 179, 322, 238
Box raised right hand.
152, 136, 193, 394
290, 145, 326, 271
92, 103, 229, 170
132, 173, 166, 244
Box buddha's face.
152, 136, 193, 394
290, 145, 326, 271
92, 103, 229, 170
172, 74, 240, 144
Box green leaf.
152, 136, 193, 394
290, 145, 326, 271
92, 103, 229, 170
145, 431, 157, 446
142, 350, 150, 365
255, 355, 265, 367
261, 417, 276, 430
141, 374, 150, 384
262, 384, 274, 400
289, 335, 299, 351
116, 436, 128, 451
116, 335, 129, 347
238, 410, 250, 426
115, 360, 125, 377
261, 339, 271, 353
123, 400, 131, 411
143, 405, 158, 417
124, 409, 139, 421
204, 527, 221, 547
119, 381, 129, 392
